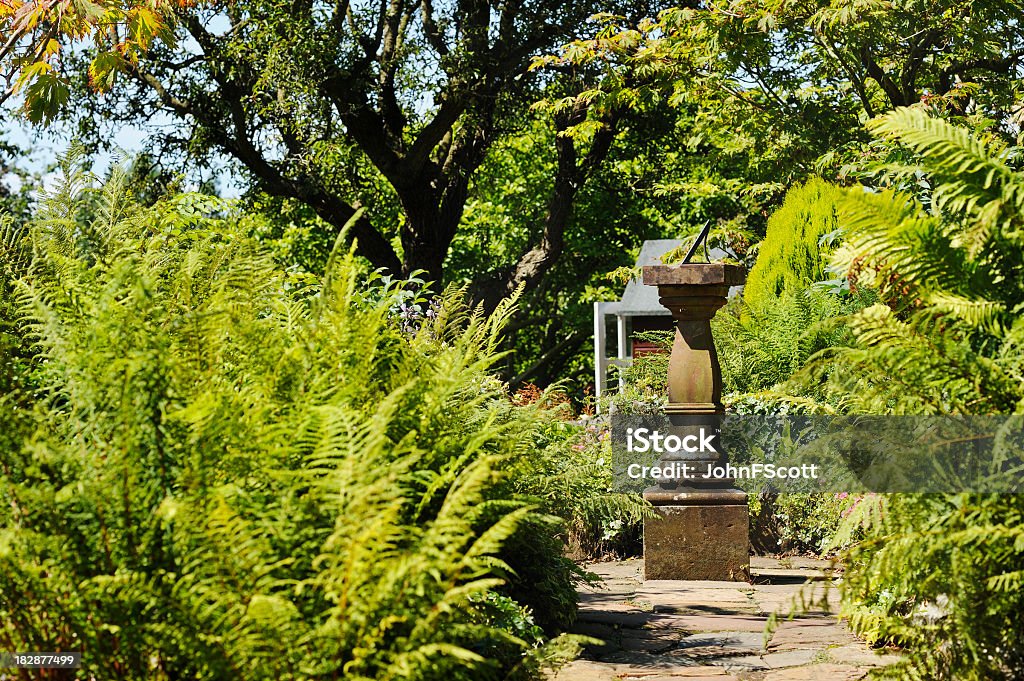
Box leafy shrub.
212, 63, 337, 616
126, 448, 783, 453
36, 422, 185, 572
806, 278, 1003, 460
0, 153, 593, 680
606, 330, 672, 415
743, 178, 844, 312
715, 286, 873, 397
525, 416, 648, 559
839, 494, 1024, 680
748, 492, 859, 556
703, 183, 878, 558
798, 109, 1024, 414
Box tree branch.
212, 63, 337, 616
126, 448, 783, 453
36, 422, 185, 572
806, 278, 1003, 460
814, 30, 875, 118
860, 45, 910, 107
508, 330, 587, 389
474, 104, 619, 312
420, 0, 450, 57
943, 50, 1024, 80
322, 72, 407, 185
377, 0, 413, 143
135, 60, 402, 275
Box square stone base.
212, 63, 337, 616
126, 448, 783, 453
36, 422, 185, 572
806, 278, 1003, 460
644, 503, 749, 581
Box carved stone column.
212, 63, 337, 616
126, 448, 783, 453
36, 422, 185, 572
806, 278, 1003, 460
641, 263, 749, 581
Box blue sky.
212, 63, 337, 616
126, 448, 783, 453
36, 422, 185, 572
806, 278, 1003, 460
6, 115, 146, 175
4, 106, 240, 197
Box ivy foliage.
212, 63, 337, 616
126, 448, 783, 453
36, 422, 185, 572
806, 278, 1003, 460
0, 150, 609, 680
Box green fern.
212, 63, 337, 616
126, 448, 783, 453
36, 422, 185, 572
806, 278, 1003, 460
778, 110, 1024, 680
796, 108, 1024, 414
0, 151, 601, 680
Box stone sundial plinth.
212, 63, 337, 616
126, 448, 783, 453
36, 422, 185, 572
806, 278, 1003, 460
641, 262, 749, 581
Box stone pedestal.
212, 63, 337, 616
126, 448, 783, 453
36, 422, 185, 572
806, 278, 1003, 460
644, 490, 749, 581
641, 263, 750, 582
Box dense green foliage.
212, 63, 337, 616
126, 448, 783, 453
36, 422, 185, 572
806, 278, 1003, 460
0, 154, 651, 679
800, 108, 1024, 414
782, 110, 1024, 679
547, 1, 1024, 175
41, 0, 1024, 396
488, 0, 1024, 387
742, 179, 843, 312
748, 492, 857, 556
839, 493, 1024, 680
9, 0, 1024, 675
717, 288, 867, 397
447, 114, 704, 388
713, 288, 866, 554
68, 0, 667, 292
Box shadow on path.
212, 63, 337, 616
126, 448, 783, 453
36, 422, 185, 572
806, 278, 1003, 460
551, 557, 900, 681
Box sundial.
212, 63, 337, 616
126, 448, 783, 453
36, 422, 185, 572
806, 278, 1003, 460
640, 234, 749, 581
680, 220, 712, 264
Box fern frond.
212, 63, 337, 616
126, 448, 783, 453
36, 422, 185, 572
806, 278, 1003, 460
869, 108, 1024, 251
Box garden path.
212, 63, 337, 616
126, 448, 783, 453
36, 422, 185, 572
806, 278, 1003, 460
553, 557, 899, 681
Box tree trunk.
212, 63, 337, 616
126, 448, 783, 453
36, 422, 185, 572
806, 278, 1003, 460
398, 162, 476, 285
400, 222, 450, 287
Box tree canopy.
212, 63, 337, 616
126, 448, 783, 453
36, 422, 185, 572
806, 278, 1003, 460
73, 0, 674, 298
543, 1, 1024, 190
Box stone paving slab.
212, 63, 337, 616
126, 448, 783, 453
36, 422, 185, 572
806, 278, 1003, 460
645, 579, 758, 590
659, 614, 769, 633
760, 649, 820, 669
750, 583, 838, 616
748, 556, 840, 584
551, 660, 738, 681
650, 603, 760, 616
708, 654, 769, 672
763, 663, 866, 680
635, 583, 758, 616
551, 558, 900, 681
676, 632, 766, 658
767, 619, 859, 651
750, 568, 830, 582
580, 593, 641, 608
587, 559, 645, 581
750, 556, 841, 571
578, 609, 661, 627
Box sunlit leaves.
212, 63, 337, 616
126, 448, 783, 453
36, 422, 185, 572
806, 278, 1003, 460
0, 151, 596, 678
791, 110, 1024, 416
0, 0, 188, 121
87, 50, 126, 91
20, 69, 70, 123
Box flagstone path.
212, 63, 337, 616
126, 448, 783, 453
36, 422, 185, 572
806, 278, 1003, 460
553, 557, 899, 681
